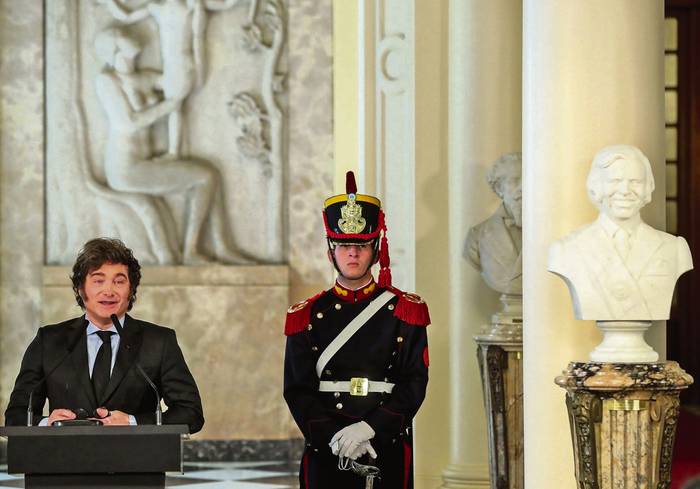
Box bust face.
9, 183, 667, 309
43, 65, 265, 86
501, 173, 522, 228
599, 157, 647, 221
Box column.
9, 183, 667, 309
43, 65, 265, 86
353, 1, 453, 486
444, 1, 522, 487
522, 1, 665, 488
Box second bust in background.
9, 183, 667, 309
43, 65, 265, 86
464, 152, 523, 296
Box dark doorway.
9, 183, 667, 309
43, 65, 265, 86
666, 0, 700, 404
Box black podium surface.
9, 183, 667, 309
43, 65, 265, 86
0, 425, 188, 489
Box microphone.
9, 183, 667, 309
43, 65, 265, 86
27, 320, 87, 426
110, 314, 162, 425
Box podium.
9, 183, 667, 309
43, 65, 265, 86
0, 425, 188, 489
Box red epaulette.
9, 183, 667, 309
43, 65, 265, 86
284, 291, 325, 336
389, 287, 431, 327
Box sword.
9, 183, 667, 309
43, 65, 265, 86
338, 457, 381, 488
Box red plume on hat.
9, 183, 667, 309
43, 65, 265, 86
345, 171, 358, 194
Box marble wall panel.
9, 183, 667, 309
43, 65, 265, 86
41, 265, 297, 440
0, 1, 45, 415
287, 0, 334, 290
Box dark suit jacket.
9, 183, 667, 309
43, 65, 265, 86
4, 315, 204, 433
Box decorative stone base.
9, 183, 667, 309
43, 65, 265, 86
475, 336, 523, 489
183, 438, 304, 462
590, 321, 658, 363
483, 294, 522, 343
555, 362, 694, 489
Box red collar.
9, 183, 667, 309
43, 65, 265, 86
331, 279, 378, 303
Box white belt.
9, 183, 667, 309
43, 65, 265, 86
319, 378, 395, 396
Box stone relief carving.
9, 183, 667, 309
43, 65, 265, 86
94, 26, 250, 264
229, 93, 271, 173
46, 1, 287, 265
548, 145, 693, 362
96, 0, 258, 157
229, 0, 286, 259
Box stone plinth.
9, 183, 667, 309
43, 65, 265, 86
475, 321, 523, 489
42, 265, 297, 441
555, 362, 693, 489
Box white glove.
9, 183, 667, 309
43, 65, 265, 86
347, 440, 378, 460
329, 421, 375, 459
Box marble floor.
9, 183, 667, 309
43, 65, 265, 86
0, 461, 300, 488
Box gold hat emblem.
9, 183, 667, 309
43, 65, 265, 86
338, 194, 366, 234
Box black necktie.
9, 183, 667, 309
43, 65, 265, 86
92, 330, 114, 402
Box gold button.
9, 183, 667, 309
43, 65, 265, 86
334, 392, 340, 398
311, 346, 318, 351
336, 403, 343, 409
335, 304, 342, 310
397, 336, 404, 343
388, 304, 395, 311
316, 312, 324, 319
307, 324, 313, 331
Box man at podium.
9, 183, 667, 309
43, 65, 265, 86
4, 238, 204, 433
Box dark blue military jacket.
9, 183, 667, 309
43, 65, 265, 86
284, 279, 430, 489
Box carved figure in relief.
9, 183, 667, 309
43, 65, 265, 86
548, 144, 693, 320
96, 0, 258, 157
464, 152, 523, 295
94, 27, 251, 264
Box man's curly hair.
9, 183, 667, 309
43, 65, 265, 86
70, 238, 142, 311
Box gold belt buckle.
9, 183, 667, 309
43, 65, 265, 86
349, 377, 369, 396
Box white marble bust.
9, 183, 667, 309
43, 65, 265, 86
465, 152, 522, 295
548, 144, 692, 321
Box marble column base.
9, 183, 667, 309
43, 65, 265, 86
475, 333, 523, 489
555, 362, 694, 489
441, 464, 490, 488
183, 438, 304, 462
484, 294, 522, 343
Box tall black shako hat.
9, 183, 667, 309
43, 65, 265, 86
323, 171, 393, 287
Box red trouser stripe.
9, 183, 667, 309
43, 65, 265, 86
403, 440, 412, 489
303, 452, 309, 488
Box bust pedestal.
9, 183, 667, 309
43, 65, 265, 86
555, 362, 693, 489
474, 294, 523, 489
590, 320, 658, 363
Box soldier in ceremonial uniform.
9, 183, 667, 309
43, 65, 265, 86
283, 172, 430, 488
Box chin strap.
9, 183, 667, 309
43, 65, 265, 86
327, 238, 378, 282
